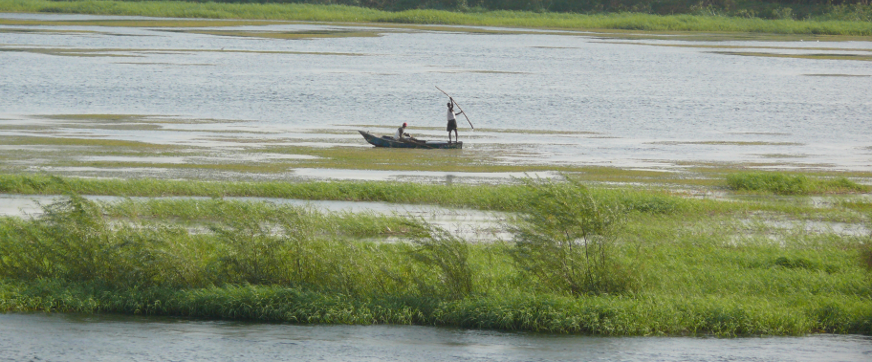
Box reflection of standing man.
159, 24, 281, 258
447, 100, 462, 143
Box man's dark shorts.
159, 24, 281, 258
447, 119, 458, 132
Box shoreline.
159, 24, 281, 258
1, 1, 871, 38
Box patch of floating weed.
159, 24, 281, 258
591, 31, 872, 42
115, 62, 214, 66
433, 70, 531, 74
40, 114, 248, 125
60, 123, 166, 131
60, 160, 295, 173
531, 46, 580, 49
712, 51, 872, 61
197, 49, 369, 56
0, 124, 53, 131
268, 146, 500, 172
0, 136, 186, 151
489, 128, 598, 135
653, 141, 804, 146
804, 73, 871, 77
249, 145, 585, 174
757, 154, 808, 159
728, 132, 791, 136
168, 29, 382, 40
0, 47, 139, 58
200, 137, 349, 145
365, 23, 583, 36
42, 114, 156, 122
598, 41, 872, 53
0, 28, 99, 35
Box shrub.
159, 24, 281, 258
509, 178, 634, 295
408, 224, 474, 299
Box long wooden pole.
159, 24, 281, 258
436, 86, 474, 130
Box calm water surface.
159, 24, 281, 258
1, 313, 870, 362
1, 13, 870, 171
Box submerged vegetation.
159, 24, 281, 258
2, 0, 872, 36
0, 173, 870, 336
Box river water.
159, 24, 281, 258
1, 13, 871, 172
1, 313, 870, 362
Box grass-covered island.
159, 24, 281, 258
0, 172, 870, 336
1, 0, 872, 36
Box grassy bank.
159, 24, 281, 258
2, 0, 872, 36
0, 173, 704, 213
0, 174, 870, 336
0, 172, 867, 211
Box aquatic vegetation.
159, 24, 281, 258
726, 172, 869, 195
0, 47, 139, 58
408, 224, 474, 299
0, 135, 184, 150
652, 141, 804, 146
2, 0, 872, 36
804, 73, 871, 77
713, 51, 872, 62
0, 173, 703, 215
0, 177, 870, 336
169, 29, 383, 40
509, 178, 635, 295
757, 153, 807, 159
598, 41, 872, 53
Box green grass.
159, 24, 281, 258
726, 172, 870, 195
2, 0, 872, 36
0, 173, 711, 215
0, 190, 869, 336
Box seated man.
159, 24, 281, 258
395, 122, 411, 139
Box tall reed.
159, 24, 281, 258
1, 181, 870, 335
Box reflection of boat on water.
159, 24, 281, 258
358, 131, 462, 149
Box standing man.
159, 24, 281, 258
447, 99, 462, 143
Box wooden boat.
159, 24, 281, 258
358, 131, 462, 149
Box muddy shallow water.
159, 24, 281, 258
1, 13, 871, 176
0, 193, 512, 242
1, 313, 870, 362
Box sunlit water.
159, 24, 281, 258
1, 313, 870, 362
1, 13, 871, 171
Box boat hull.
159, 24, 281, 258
358, 131, 462, 149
